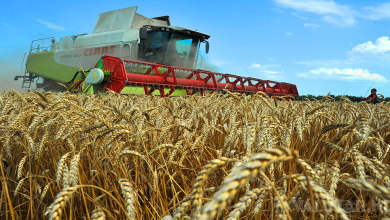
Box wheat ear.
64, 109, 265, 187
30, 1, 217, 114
91, 207, 106, 220
296, 159, 323, 186
273, 188, 289, 220
343, 178, 390, 200
290, 174, 349, 220
14, 177, 27, 197
69, 153, 81, 186
55, 152, 72, 185
148, 144, 174, 155
173, 194, 193, 220
41, 181, 54, 200
352, 149, 365, 180
47, 186, 79, 220
318, 123, 349, 139
199, 148, 297, 220
191, 157, 233, 218
118, 178, 137, 220
253, 189, 267, 214
226, 188, 265, 220
327, 161, 340, 197
114, 150, 145, 167
17, 155, 28, 180
318, 141, 343, 152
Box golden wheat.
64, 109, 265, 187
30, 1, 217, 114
0, 91, 389, 220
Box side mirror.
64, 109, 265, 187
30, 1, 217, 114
205, 41, 209, 54
140, 28, 147, 40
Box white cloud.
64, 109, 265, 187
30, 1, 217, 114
250, 63, 284, 80
274, 0, 356, 26
285, 32, 293, 35
251, 63, 262, 68
298, 68, 387, 82
351, 36, 390, 55
37, 19, 65, 31
291, 12, 308, 19
1, 22, 16, 30
322, 15, 356, 26
263, 70, 283, 74
304, 23, 320, 28
362, 2, 390, 20
251, 63, 281, 68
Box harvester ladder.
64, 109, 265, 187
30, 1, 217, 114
20, 53, 32, 88
21, 72, 32, 88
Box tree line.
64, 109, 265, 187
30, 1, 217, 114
294, 94, 390, 102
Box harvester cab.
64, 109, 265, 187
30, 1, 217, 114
139, 25, 209, 69
15, 6, 299, 98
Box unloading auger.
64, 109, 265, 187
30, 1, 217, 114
72, 55, 299, 98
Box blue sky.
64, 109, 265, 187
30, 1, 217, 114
1, 0, 390, 97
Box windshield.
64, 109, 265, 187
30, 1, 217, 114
142, 31, 200, 69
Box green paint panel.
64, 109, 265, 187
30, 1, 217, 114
120, 85, 188, 96
119, 85, 146, 94
27, 51, 80, 82
96, 57, 104, 69
82, 84, 106, 95
82, 85, 94, 95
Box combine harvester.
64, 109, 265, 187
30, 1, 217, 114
15, 6, 299, 98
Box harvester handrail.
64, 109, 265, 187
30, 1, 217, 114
29, 37, 57, 54
30, 45, 51, 52
31, 37, 57, 42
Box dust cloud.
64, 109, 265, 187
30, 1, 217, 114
0, 59, 26, 92
197, 59, 220, 72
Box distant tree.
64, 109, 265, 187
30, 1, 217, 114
294, 94, 387, 102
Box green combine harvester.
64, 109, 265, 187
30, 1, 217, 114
15, 6, 299, 98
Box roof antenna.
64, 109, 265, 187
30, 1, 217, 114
245, 67, 251, 78
343, 87, 349, 96
364, 78, 377, 97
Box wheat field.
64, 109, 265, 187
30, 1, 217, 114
0, 90, 390, 220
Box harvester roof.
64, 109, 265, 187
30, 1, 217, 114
92, 6, 210, 41
144, 25, 210, 41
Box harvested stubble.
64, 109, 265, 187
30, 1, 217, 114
0, 90, 390, 220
